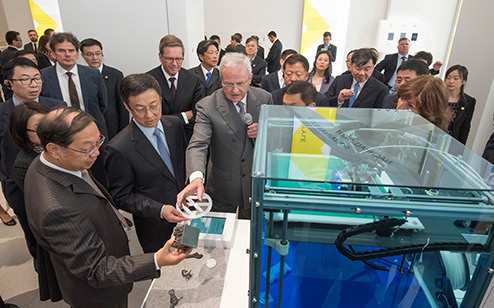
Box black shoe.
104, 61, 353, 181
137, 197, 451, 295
0, 216, 16, 226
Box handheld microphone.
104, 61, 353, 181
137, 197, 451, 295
243, 113, 256, 143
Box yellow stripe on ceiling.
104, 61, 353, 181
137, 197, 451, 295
300, 0, 330, 54
29, 0, 58, 34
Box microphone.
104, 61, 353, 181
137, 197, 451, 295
243, 113, 255, 143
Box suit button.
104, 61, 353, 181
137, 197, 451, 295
241, 158, 245, 162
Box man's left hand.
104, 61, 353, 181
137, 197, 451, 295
247, 123, 258, 139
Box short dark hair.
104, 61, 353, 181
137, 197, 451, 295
120, 73, 161, 103
209, 34, 220, 42
159, 34, 184, 55
43, 29, 54, 36
281, 49, 297, 60
268, 31, 277, 38
15, 49, 38, 60
196, 39, 218, 60
397, 59, 430, 76
285, 81, 317, 106
398, 37, 410, 44
283, 54, 309, 72
4, 57, 39, 80
231, 33, 242, 43
245, 37, 258, 46
351, 48, 377, 66
50, 32, 80, 52
5, 31, 20, 45
38, 108, 96, 149
80, 38, 103, 53
412, 51, 433, 66
27, 29, 37, 34
10, 101, 51, 152
323, 31, 332, 38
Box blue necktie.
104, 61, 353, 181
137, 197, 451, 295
205, 71, 212, 87
349, 83, 360, 107
153, 128, 175, 177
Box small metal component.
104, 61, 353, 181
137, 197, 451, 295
252, 297, 258, 303
206, 258, 217, 268
181, 269, 192, 280
253, 252, 259, 258
404, 210, 412, 216
255, 201, 260, 207
171, 224, 200, 251
246, 248, 250, 254
354, 207, 361, 214
169, 289, 183, 308
185, 252, 204, 259
488, 268, 494, 274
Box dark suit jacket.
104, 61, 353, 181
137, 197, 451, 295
41, 64, 109, 137
105, 116, 187, 252
25, 158, 159, 307
316, 43, 337, 62
24, 42, 37, 51
448, 93, 476, 145
257, 45, 265, 59
326, 73, 388, 108
381, 94, 398, 109
250, 55, 267, 87
146, 66, 205, 140
37, 53, 52, 70
266, 39, 282, 73
271, 87, 330, 107
0, 46, 17, 65
225, 44, 246, 55
375, 53, 409, 85
186, 87, 272, 219
483, 132, 494, 165
189, 64, 222, 96
261, 71, 281, 93
218, 49, 226, 65
101, 64, 128, 140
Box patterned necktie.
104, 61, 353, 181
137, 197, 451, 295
153, 128, 175, 177
169, 77, 176, 101
349, 82, 360, 108
205, 72, 212, 87
237, 101, 245, 117
401, 56, 407, 63
66, 72, 81, 110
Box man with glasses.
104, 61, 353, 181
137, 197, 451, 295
189, 39, 222, 96
105, 73, 188, 252
80, 38, 128, 140
177, 53, 273, 219
0, 57, 64, 265
147, 34, 204, 141
24, 107, 190, 307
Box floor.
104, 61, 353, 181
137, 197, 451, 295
0, 190, 151, 308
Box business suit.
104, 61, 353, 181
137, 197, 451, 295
41, 64, 109, 137
326, 73, 388, 108
483, 132, 494, 165
257, 45, 265, 59
147, 66, 205, 140
24, 42, 37, 52
317, 43, 337, 62
308, 71, 334, 94
189, 64, 222, 96
186, 87, 272, 218
266, 39, 282, 73
105, 116, 187, 253
101, 64, 128, 140
0, 96, 64, 259
381, 94, 398, 109
0, 46, 17, 65
375, 53, 409, 85
261, 71, 281, 93
448, 93, 476, 145
250, 55, 267, 87
271, 87, 330, 107
341, 69, 385, 85
25, 157, 159, 307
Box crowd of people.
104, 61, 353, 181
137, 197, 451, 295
0, 27, 484, 307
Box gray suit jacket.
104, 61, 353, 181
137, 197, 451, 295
186, 87, 273, 218
25, 158, 159, 307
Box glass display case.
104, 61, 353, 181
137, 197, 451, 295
249, 105, 494, 307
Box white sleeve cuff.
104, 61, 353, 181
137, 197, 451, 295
181, 112, 189, 124
189, 171, 204, 183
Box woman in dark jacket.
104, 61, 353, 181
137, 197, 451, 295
444, 65, 476, 145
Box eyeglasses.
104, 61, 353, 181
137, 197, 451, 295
222, 80, 249, 89
162, 56, 184, 64
10, 76, 42, 85
63, 135, 105, 156
82, 52, 103, 58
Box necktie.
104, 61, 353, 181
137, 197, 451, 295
349, 82, 360, 108
237, 101, 245, 117
153, 128, 175, 177
66, 72, 81, 110
81, 170, 131, 230
33, 43, 37, 52
205, 71, 212, 87
169, 77, 176, 101
401, 56, 407, 63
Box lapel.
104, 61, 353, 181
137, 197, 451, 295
77, 65, 90, 111
129, 120, 176, 182
194, 65, 206, 84
454, 95, 468, 126
44, 67, 64, 101
353, 78, 374, 108
210, 68, 220, 88
155, 67, 174, 111
101, 65, 110, 84
246, 88, 262, 121
175, 68, 189, 109
216, 92, 246, 140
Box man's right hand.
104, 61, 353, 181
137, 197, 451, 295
338, 88, 354, 102
176, 178, 205, 208
156, 236, 191, 267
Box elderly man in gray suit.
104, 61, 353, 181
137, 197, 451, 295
177, 52, 273, 219
24, 108, 189, 307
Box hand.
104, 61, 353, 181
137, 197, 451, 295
338, 88, 354, 102
185, 110, 194, 120
247, 123, 258, 139
156, 236, 191, 266
161, 205, 188, 223
432, 61, 443, 71
176, 178, 205, 208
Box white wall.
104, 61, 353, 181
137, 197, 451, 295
57, 0, 169, 75
1, 0, 35, 47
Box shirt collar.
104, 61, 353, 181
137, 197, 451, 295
56, 63, 78, 76
40, 152, 82, 178
132, 118, 164, 139
12, 95, 39, 106
200, 64, 213, 76
161, 66, 179, 81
